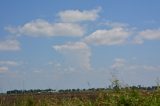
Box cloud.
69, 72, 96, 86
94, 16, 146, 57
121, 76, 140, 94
6, 19, 85, 37
133, 36, 144, 44
0, 61, 19, 66
53, 42, 91, 71
133, 28, 160, 44
111, 58, 160, 72
84, 27, 131, 45
111, 58, 126, 70
109, 58, 160, 85
0, 66, 8, 73
0, 39, 20, 51
110, 58, 134, 71
58, 7, 101, 22
142, 65, 160, 71
103, 21, 129, 28
140, 28, 160, 40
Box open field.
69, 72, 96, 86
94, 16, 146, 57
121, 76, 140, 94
0, 89, 160, 106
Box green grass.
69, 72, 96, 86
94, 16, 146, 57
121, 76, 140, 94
0, 89, 160, 106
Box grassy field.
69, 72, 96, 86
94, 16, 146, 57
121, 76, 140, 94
0, 89, 160, 106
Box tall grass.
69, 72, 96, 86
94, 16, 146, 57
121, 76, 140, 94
0, 89, 160, 106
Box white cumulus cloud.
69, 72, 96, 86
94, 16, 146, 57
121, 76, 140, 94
0, 39, 20, 51
84, 27, 131, 45
6, 19, 85, 37
53, 42, 91, 71
133, 28, 160, 44
58, 7, 101, 22
140, 28, 160, 40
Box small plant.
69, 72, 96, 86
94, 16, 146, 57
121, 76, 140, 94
111, 79, 121, 92
26, 97, 34, 106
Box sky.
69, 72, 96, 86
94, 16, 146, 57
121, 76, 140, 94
0, 0, 160, 92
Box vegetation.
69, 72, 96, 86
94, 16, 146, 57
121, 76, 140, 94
1, 86, 160, 106
1, 80, 160, 106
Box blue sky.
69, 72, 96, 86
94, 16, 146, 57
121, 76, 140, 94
0, 0, 160, 92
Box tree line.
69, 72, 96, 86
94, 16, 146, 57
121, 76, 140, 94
6, 85, 159, 94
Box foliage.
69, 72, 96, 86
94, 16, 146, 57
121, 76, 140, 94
0, 89, 160, 106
